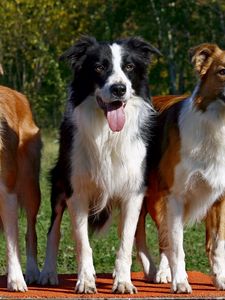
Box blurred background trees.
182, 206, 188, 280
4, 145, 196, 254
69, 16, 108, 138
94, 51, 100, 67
0, 0, 224, 128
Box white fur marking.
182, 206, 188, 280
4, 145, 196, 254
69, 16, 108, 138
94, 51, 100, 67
167, 83, 225, 293
167, 196, 192, 293
69, 74, 152, 293
112, 193, 143, 293
212, 239, 225, 290
174, 95, 225, 223
71, 94, 151, 213
156, 252, 171, 283
67, 194, 96, 293
96, 43, 132, 103
0, 187, 27, 291
39, 203, 64, 285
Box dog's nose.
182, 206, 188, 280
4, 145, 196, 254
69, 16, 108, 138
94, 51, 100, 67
110, 84, 126, 97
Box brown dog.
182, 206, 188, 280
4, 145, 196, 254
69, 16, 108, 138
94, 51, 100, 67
136, 43, 225, 294
0, 86, 41, 291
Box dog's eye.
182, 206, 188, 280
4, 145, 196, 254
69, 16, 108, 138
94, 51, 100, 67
218, 69, 225, 76
124, 63, 135, 72
95, 64, 105, 73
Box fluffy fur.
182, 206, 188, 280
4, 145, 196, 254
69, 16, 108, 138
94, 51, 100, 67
136, 44, 225, 294
0, 86, 41, 291
39, 36, 160, 294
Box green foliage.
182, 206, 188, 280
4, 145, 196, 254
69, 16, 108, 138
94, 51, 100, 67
0, 1, 225, 127
0, 0, 217, 276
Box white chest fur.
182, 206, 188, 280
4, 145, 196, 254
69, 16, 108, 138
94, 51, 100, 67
70, 95, 152, 211
173, 99, 225, 223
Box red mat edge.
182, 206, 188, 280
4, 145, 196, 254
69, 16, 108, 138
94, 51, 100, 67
0, 272, 225, 299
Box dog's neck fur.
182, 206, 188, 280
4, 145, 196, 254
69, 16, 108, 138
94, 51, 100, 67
175, 82, 225, 223
70, 94, 152, 209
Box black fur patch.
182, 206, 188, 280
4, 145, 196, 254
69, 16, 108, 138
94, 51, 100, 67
48, 36, 160, 232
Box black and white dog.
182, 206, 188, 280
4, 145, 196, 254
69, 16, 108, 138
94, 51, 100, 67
39, 36, 160, 294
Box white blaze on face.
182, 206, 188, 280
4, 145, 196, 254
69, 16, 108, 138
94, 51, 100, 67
109, 43, 131, 91
101, 44, 131, 132
95, 43, 134, 132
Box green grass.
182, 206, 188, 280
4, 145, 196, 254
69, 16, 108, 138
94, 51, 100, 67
0, 131, 210, 276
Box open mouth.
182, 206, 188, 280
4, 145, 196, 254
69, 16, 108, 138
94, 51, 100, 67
97, 96, 126, 132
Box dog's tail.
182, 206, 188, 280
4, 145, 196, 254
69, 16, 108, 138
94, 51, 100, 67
88, 207, 112, 234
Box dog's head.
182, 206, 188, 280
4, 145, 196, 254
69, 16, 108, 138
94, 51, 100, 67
189, 43, 225, 111
61, 36, 161, 131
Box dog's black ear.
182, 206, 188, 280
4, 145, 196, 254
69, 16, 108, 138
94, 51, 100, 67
60, 36, 97, 68
189, 43, 219, 76
126, 37, 162, 63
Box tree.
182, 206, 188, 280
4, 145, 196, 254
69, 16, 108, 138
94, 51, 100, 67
0, 0, 225, 127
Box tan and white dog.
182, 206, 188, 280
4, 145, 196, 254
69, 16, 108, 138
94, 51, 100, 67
0, 86, 41, 291
136, 43, 225, 293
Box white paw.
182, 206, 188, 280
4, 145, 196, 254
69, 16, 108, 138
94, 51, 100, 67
138, 249, 157, 282
172, 279, 192, 294
112, 280, 137, 294
38, 271, 59, 285
113, 260, 136, 293
156, 267, 171, 283
25, 266, 40, 284
213, 274, 225, 290
75, 277, 97, 293
7, 275, 28, 292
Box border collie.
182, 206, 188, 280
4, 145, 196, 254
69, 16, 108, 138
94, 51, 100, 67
136, 43, 225, 293
0, 86, 41, 291
39, 36, 161, 293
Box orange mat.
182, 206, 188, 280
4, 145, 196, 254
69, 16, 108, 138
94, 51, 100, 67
1, 272, 225, 299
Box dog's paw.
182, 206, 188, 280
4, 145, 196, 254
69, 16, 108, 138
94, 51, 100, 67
172, 280, 192, 294
142, 263, 157, 283
38, 271, 59, 285
213, 274, 225, 290
7, 276, 28, 292
75, 278, 97, 293
156, 267, 171, 283
112, 281, 137, 294
25, 266, 40, 284
145, 270, 157, 283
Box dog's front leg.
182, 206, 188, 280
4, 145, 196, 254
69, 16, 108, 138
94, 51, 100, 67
206, 197, 225, 290
67, 194, 96, 294
135, 201, 157, 282
167, 195, 192, 293
1, 193, 27, 292
112, 193, 143, 294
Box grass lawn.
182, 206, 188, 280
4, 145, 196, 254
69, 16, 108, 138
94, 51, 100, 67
0, 131, 210, 276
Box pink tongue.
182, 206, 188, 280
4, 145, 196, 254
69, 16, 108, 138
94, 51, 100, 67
106, 104, 125, 132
